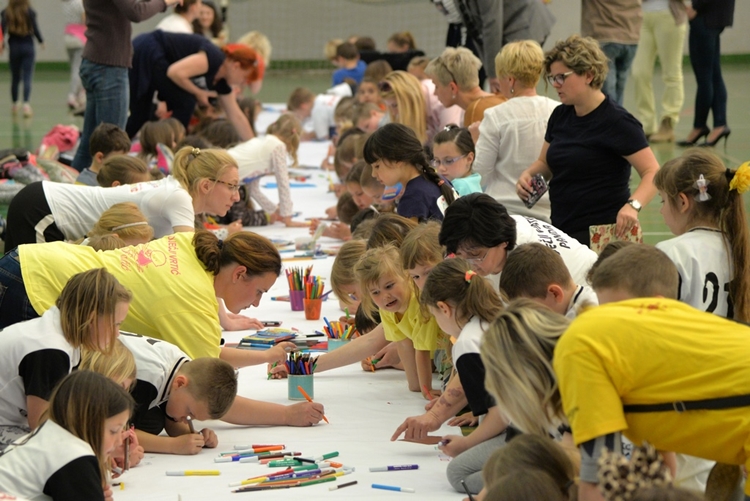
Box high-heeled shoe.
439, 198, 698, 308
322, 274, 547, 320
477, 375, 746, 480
676, 126, 710, 147
700, 127, 731, 149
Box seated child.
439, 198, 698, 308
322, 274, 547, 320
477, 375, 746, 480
356, 77, 384, 108
500, 243, 598, 318
200, 119, 241, 148
75, 123, 131, 186
332, 42, 366, 86
431, 125, 482, 196
354, 102, 386, 133
0, 371, 133, 500
96, 155, 151, 187
134, 120, 176, 176
287, 84, 352, 142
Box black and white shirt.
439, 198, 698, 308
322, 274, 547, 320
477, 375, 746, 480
453, 317, 494, 418
0, 420, 103, 501
566, 285, 599, 319
0, 307, 80, 428
118, 332, 189, 435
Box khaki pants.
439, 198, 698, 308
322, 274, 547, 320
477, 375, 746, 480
631, 9, 687, 134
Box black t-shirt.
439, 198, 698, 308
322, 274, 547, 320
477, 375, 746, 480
44, 456, 105, 501
453, 318, 494, 417
131, 379, 168, 435
153, 30, 232, 95
544, 95, 648, 235
396, 176, 444, 222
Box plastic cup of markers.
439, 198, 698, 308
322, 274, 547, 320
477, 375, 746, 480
290, 290, 305, 311
327, 338, 350, 351
303, 298, 322, 320
288, 374, 314, 401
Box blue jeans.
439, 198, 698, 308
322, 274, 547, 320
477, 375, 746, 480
71, 59, 129, 172
0, 249, 39, 329
688, 16, 727, 129
8, 38, 35, 103
601, 43, 638, 106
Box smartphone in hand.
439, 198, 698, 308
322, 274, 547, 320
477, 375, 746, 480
524, 174, 549, 209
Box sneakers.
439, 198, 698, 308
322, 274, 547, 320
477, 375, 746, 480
649, 117, 675, 143
22, 103, 32, 118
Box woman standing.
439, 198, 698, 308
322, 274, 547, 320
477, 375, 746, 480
677, 0, 735, 147
0, 0, 43, 117
517, 35, 659, 247
61, 0, 85, 110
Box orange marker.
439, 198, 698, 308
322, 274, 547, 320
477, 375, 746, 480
296, 386, 329, 424
422, 385, 436, 400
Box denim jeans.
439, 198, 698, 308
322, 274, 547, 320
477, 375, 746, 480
601, 43, 638, 107
8, 38, 35, 103
71, 59, 129, 172
0, 248, 40, 329
688, 16, 727, 129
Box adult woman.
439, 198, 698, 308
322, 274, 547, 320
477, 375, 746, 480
473, 40, 559, 222
0, 230, 289, 367
517, 35, 659, 247
677, 0, 735, 147
61, 0, 85, 110
425, 46, 505, 127
194, 0, 226, 46
126, 31, 259, 140
4, 147, 240, 249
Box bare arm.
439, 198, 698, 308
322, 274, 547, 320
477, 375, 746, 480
439, 406, 507, 457
517, 141, 552, 200
315, 323, 390, 372
221, 396, 324, 427
220, 343, 293, 368
396, 338, 420, 393
614, 146, 659, 238
218, 93, 254, 141
26, 395, 48, 430
166, 53, 215, 105
135, 421, 206, 455
415, 349, 435, 396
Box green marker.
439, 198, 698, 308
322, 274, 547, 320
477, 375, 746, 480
292, 464, 320, 472
300, 476, 337, 487
267, 362, 277, 380
268, 459, 302, 467
320, 451, 339, 460
345, 307, 350, 319
371, 358, 381, 366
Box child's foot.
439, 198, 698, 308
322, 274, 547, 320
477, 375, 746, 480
22, 103, 32, 118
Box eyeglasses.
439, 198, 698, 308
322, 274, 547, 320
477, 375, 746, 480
378, 81, 393, 93
455, 248, 489, 265
546, 71, 575, 86
211, 179, 241, 193
430, 154, 467, 168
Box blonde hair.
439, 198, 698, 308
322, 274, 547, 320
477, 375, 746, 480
388, 31, 416, 51
590, 244, 679, 300
353, 102, 382, 126
266, 114, 301, 166
354, 244, 412, 321
324, 38, 343, 60
96, 156, 150, 187
56, 269, 132, 354
172, 146, 238, 197
86, 234, 130, 251
425, 47, 482, 91
236, 30, 272, 64
481, 299, 569, 437
83, 202, 154, 245
495, 40, 546, 88
79, 338, 137, 390
400, 221, 443, 270
380, 71, 427, 143
544, 35, 609, 90
178, 358, 237, 418
331, 239, 367, 306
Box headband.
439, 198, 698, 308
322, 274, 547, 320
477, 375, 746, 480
111, 221, 150, 232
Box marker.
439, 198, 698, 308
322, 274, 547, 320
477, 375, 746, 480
297, 386, 330, 424
461, 479, 476, 501
166, 470, 220, 476
369, 465, 419, 472
329, 480, 358, 491
345, 307, 350, 319
267, 362, 277, 380
123, 431, 131, 471
234, 444, 285, 450
372, 484, 415, 493
422, 385, 436, 400
186, 416, 196, 434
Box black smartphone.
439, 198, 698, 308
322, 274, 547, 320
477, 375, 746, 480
262, 321, 282, 327
525, 174, 549, 209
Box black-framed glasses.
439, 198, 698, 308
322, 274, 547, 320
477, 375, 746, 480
546, 71, 575, 86
210, 179, 241, 193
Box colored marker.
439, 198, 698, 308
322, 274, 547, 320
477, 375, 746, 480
422, 385, 436, 400
369, 465, 419, 472
123, 433, 130, 471
329, 480, 358, 491
372, 484, 416, 493
186, 416, 196, 434
166, 470, 220, 476
297, 386, 330, 424
267, 362, 277, 380
461, 479, 476, 501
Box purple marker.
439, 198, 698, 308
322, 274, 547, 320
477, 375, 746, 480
369, 465, 419, 472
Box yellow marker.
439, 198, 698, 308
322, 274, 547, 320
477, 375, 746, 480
166, 470, 221, 476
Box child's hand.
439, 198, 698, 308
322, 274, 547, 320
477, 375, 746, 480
371, 342, 401, 370
282, 216, 310, 228
172, 433, 205, 455
308, 218, 321, 234
103, 484, 114, 501
324, 222, 351, 241
200, 428, 218, 448
267, 342, 295, 366
438, 435, 469, 458
226, 220, 243, 235
325, 206, 338, 219
448, 411, 478, 428
332, 183, 347, 197
267, 361, 288, 379
390, 412, 441, 441
285, 401, 325, 426
338, 315, 356, 326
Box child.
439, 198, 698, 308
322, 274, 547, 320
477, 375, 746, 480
332, 41, 366, 86
78, 202, 155, 248
134, 120, 175, 175
366, 212, 418, 250
654, 149, 750, 321
75, 123, 131, 186
0, 0, 43, 117
356, 77, 383, 107
287, 85, 352, 142
379, 71, 428, 143
500, 243, 599, 318
331, 239, 367, 314
116, 332, 324, 454
387, 31, 417, 53
199, 119, 240, 148
359, 162, 389, 206
346, 161, 377, 210
0, 268, 131, 447
336, 191, 359, 226
0, 371, 133, 500
400, 220, 443, 294
364, 123, 456, 221
96, 155, 151, 187
355, 244, 443, 396
227, 115, 306, 227
407, 55, 430, 81
354, 102, 386, 133
432, 124, 481, 196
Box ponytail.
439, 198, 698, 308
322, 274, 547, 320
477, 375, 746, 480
419, 161, 456, 207
193, 230, 281, 278
421, 258, 503, 324
725, 162, 750, 322
172, 146, 238, 197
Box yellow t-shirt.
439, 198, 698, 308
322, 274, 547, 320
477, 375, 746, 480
554, 298, 750, 489
379, 291, 441, 352
20, 233, 221, 359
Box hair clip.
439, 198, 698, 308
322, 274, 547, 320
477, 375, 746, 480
111, 221, 150, 232
729, 161, 750, 194
191, 147, 202, 157
217, 239, 224, 250
693, 174, 711, 202
465, 270, 476, 283
437, 179, 445, 187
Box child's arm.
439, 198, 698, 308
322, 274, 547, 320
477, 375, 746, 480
415, 349, 437, 398
304, 323, 390, 373
220, 343, 293, 368
270, 144, 306, 227
221, 396, 324, 427
396, 338, 420, 392
135, 426, 205, 455
26, 395, 48, 430
438, 406, 508, 458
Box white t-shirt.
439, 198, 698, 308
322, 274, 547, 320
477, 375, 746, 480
514, 215, 598, 286
43, 176, 194, 239
474, 96, 560, 223
0, 307, 80, 428
308, 83, 352, 140
0, 421, 99, 501
156, 14, 193, 34
656, 228, 733, 318
566, 285, 599, 319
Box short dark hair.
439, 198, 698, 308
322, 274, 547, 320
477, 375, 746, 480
439, 193, 517, 254
336, 42, 359, 60
355, 36, 376, 52
89, 123, 131, 158
336, 192, 359, 225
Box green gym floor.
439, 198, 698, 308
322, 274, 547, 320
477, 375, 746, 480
0, 63, 748, 245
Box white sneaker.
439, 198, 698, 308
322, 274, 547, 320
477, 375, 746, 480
22, 103, 32, 118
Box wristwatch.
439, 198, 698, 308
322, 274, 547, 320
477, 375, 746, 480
627, 199, 642, 212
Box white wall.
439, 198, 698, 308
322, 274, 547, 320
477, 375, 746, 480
16, 0, 750, 63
